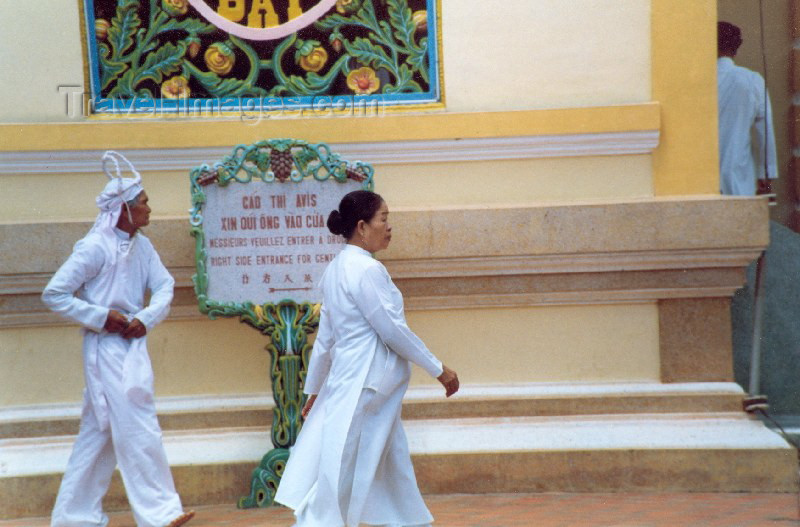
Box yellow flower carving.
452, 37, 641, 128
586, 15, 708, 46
346, 67, 380, 95
412, 10, 427, 33
336, 0, 354, 14
205, 43, 235, 76
161, 76, 191, 99
299, 47, 328, 73
162, 0, 188, 17
95, 19, 110, 41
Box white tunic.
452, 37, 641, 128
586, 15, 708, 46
275, 244, 443, 527
43, 229, 174, 429
717, 56, 778, 195
43, 228, 181, 527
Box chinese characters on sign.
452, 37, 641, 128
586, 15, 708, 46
202, 178, 361, 303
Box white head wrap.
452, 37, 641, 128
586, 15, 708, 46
89, 151, 145, 263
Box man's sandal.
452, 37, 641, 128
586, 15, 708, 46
166, 510, 195, 527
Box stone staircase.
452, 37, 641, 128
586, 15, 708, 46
1, 382, 797, 520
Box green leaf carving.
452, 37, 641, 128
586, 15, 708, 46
119, 0, 140, 10
394, 63, 412, 90
98, 43, 129, 90
109, 68, 137, 97
107, 6, 141, 60
314, 12, 357, 31
136, 41, 186, 85
158, 17, 216, 36
387, 0, 414, 47
95, 0, 435, 107
184, 62, 268, 98
344, 37, 394, 72
100, 59, 129, 91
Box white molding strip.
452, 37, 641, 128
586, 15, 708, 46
0, 393, 272, 423
0, 381, 744, 424
0, 131, 660, 175
405, 413, 792, 454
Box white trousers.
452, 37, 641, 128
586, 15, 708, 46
51, 335, 182, 527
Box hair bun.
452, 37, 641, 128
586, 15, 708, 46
327, 209, 344, 236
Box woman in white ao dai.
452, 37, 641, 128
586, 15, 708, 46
275, 191, 459, 527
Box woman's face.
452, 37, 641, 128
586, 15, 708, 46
358, 201, 391, 253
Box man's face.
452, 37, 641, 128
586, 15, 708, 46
128, 191, 151, 229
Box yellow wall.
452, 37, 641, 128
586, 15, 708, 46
442, 0, 651, 111
0, 0, 718, 197
1, 304, 660, 407
651, 0, 719, 195
380, 156, 654, 208
2, 154, 655, 223
0, 319, 267, 406
406, 304, 660, 386
0, 0, 657, 173
0, 1, 724, 409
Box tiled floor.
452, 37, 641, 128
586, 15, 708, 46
1, 493, 798, 527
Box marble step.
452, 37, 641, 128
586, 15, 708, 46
3, 382, 793, 519
1, 411, 797, 519
1, 382, 746, 440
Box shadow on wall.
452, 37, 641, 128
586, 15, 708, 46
732, 221, 800, 417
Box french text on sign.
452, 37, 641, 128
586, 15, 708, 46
201, 177, 363, 304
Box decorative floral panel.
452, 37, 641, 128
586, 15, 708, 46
82, 0, 441, 116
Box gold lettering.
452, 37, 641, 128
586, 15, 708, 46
248, 0, 279, 28
287, 0, 303, 20
218, 0, 245, 22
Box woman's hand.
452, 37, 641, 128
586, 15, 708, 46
437, 365, 459, 398
301, 394, 317, 419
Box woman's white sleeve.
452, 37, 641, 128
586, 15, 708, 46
304, 303, 334, 394
355, 263, 443, 378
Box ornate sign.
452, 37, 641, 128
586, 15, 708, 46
189, 139, 374, 508
201, 179, 356, 304
190, 139, 372, 310
82, 0, 441, 116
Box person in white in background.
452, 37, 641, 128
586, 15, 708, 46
275, 190, 460, 527
717, 20, 779, 196
42, 152, 194, 527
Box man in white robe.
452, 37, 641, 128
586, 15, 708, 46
42, 152, 194, 527
717, 21, 778, 196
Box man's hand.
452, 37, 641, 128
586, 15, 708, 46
301, 394, 317, 419
437, 365, 459, 398
104, 310, 129, 334
121, 318, 147, 339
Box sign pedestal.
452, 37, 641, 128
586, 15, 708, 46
237, 301, 318, 508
